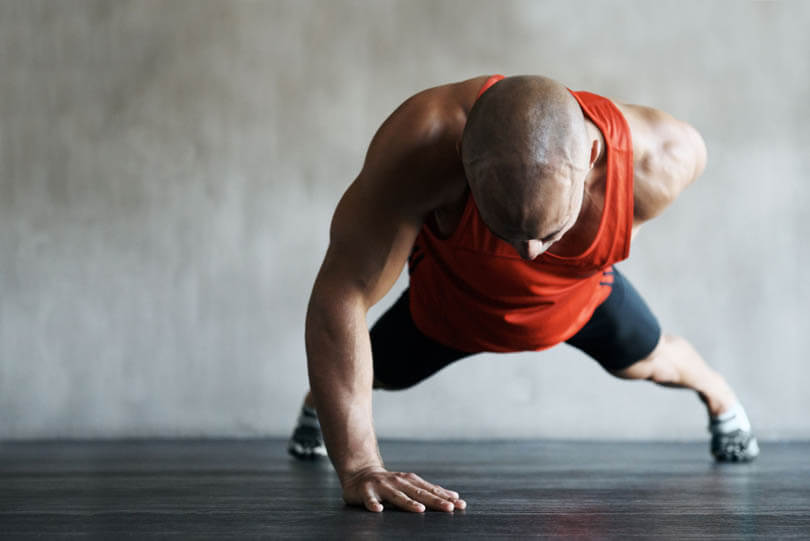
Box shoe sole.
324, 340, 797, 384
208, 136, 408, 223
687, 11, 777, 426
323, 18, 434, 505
713, 436, 760, 463
288, 440, 328, 460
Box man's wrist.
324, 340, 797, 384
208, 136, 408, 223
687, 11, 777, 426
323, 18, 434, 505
337, 460, 386, 486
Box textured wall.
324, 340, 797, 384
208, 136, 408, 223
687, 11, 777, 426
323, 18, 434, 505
1, 0, 808, 440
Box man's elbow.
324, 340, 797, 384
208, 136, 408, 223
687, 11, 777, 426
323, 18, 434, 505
667, 122, 707, 198
685, 123, 708, 182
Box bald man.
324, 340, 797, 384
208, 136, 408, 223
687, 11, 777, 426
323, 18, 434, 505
289, 75, 759, 513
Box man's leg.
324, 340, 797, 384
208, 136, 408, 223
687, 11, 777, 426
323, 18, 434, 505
566, 266, 759, 462
611, 333, 759, 461
612, 333, 736, 418
289, 288, 473, 459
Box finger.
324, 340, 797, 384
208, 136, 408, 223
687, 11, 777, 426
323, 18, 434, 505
397, 480, 456, 512
405, 474, 461, 502
363, 493, 384, 513
381, 486, 425, 513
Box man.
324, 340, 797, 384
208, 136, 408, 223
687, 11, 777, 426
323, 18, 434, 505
290, 75, 759, 514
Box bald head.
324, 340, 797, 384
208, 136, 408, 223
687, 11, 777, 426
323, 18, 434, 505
461, 76, 592, 257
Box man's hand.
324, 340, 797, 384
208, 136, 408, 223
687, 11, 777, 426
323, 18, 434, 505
341, 466, 467, 513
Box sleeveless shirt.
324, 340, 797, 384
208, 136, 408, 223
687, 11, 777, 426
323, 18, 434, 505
407, 75, 635, 353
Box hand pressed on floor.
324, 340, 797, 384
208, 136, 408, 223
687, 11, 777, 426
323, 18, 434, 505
342, 467, 466, 513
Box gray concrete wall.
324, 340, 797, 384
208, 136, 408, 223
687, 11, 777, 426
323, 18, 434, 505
1, 0, 808, 440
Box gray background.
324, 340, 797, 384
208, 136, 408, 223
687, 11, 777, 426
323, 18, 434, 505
1, 0, 808, 441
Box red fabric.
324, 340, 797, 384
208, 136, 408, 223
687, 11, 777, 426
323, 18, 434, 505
407, 78, 635, 353
476, 74, 505, 98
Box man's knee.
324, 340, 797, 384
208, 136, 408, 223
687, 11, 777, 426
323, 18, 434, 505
610, 332, 678, 382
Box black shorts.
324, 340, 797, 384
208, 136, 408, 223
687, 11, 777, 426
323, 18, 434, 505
371, 266, 662, 390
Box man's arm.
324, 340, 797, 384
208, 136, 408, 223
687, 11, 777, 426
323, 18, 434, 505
306, 89, 467, 513
617, 103, 708, 229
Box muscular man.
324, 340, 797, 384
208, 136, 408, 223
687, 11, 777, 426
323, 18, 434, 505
290, 75, 759, 513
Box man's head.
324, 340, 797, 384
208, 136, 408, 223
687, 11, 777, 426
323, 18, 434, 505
461, 76, 596, 260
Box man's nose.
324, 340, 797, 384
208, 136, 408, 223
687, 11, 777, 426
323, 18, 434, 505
518, 240, 546, 261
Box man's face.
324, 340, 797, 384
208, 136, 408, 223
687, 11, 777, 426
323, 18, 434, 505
475, 164, 587, 261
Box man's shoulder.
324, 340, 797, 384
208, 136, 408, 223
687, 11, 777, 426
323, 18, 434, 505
365, 77, 487, 163
358, 77, 487, 210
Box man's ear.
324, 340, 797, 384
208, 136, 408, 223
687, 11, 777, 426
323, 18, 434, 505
588, 138, 600, 169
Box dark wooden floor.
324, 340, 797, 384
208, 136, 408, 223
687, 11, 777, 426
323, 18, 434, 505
1, 439, 808, 539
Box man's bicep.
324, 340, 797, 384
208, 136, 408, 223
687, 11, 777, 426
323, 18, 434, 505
319, 176, 423, 309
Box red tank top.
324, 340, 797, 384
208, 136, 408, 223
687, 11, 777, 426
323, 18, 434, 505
407, 75, 635, 353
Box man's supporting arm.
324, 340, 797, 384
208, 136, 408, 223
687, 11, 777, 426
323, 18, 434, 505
304, 90, 468, 513
305, 180, 464, 513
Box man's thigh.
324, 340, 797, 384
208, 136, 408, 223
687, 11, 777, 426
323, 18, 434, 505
565, 266, 662, 372
370, 289, 474, 390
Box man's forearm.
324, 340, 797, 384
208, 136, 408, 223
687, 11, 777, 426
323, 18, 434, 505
305, 291, 382, 483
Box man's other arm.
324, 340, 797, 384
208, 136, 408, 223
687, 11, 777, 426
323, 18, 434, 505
619, 103, 708, 235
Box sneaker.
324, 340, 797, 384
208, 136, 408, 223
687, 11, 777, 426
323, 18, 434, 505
711, 429, 760, 462
287, 407, 328, 460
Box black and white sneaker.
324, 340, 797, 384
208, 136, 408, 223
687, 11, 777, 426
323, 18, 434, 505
287, 406, 328, 460
711, 429, 760, 462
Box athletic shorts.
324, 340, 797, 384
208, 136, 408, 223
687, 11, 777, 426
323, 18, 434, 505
371, 266, 662, 390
